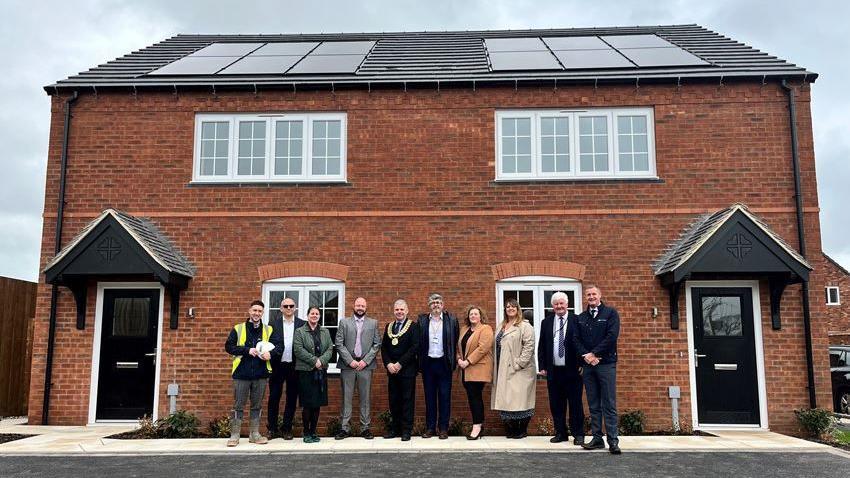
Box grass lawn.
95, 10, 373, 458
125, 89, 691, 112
834, 429, 850, 446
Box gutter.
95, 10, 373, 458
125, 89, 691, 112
782, 79, 817, 409
42, 90, 79, 424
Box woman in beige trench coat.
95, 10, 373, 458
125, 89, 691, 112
491, 298, 536, 438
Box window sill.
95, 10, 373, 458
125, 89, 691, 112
188, 181, 352, 188
490, 176, 663, 186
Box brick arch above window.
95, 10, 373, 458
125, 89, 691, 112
491, 260, 586, 281
258, 261, 349, 282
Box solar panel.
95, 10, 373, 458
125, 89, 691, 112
553, 49, 633, 69
251, 42, 318, 56
288, 54, 366, 74
484, 37, 547, 52
188, 43, 264, 57
601, 34, 673, 49
312, 41, 375, 55
149, 56, 238, 75
218, 55, 304, 74
489, 51, 562, 71
542, 36, 609, 50
619, 47, 709, 67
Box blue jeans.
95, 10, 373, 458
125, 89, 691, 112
583, 362, 618, 445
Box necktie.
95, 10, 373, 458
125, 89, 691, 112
591, 308, 598, 318
557, 316, 565, 358
354, 319, 363, 357
394, 320, 402, 334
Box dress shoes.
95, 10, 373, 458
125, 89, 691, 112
382, 430, 398, 439
281, 431, 293, 440
334, 430, 349, 440
549, 434, 566, 443
573, 436, 585, 446
466, 429, 484, 440
581, 438, 606, 450
401, 433, 411, 441
609, 444, 622, 454
421, 429, 436, 439
438, 430, 448, 440
360, 429, 374, 440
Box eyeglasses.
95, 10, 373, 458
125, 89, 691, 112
281, 304, 295, 309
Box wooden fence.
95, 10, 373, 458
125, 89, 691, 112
0, 276, 36, 416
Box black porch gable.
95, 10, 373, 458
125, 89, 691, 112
43, 209, 195, 329
655, 204, 811, 329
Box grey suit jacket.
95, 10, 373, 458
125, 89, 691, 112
335, 315, 381, 370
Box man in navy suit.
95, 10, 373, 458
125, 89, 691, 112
574, 285, 621, 454
538, 291, 585, 445
417, 293, 459, 439
267, 297, 306, 440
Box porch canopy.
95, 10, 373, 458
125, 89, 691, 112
43, 209, 195, 329
654, 203, 811, 329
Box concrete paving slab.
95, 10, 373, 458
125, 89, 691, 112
0, 418, 832, 455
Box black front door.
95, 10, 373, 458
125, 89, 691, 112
96, 288, 159, 420
692, 287, 760, 425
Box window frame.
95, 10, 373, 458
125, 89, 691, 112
495, 107, 656, 181
262, 276, 345, 374
193, 112, 347, 184
826, 286, 841, 306
495, 276, 583, 372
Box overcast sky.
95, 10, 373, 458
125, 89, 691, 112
1, 0, 848, 282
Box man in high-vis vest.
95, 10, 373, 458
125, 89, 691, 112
224, 299, 278, 447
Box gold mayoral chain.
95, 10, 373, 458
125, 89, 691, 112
387, 319, 412, 345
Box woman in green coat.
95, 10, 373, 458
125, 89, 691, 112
293, 306, 333, 443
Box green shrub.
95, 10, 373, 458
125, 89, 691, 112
377, 410, 393, 433
325, 416, 342, 437
448, 417, 469, 437
155, 410, 201, 438
795, 408, 835, 438
619, 409, 646, 436
208, 415, 231, 438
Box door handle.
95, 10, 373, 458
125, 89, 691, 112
144, 353, 156, 357
694, 349, 707, 367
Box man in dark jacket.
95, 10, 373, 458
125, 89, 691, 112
573, 285, 621, 454
224, 300, 278, 447
417, 293, 459, 439
538, 291, 585, 445
266, 296, 305, 439
381, 299, 420, 441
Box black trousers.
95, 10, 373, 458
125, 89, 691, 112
422, 357, 452, 431
302, 406, 321, 436
387, 374, 416, 434
267, 361, 299, 432
547, 366, 585, 438
463, 380, 486, 425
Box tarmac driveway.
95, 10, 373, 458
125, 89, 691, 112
1, 451, 848, 477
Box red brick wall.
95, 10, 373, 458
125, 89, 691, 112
29, 81, 830, 436
823, 255, 850, 345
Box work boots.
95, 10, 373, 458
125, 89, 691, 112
227, 418, 241, 447
249, 419, 268, 444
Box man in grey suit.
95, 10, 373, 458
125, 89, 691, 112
334, 296, 381, 439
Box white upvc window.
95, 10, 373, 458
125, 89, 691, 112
495, 277, 583, 371
826, 286, 841, 306
262, 277, 344, 374
495, 107, 656, 180
194, 113, 346, 183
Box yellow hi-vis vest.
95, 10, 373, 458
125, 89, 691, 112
231, 322, 273, 376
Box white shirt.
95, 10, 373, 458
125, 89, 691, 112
428, 314, 444, 358
282, 317, 296, 363
552, 315, 567, 366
